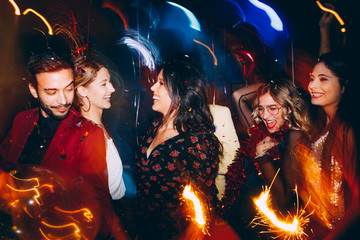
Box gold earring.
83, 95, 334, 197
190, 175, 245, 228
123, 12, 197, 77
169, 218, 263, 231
82, 96, 91, 112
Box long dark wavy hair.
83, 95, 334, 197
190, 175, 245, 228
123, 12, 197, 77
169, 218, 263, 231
294, 52, 359, 225
159, 58, 222, 153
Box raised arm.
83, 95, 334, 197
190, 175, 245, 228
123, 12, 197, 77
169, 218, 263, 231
232, 84, 260, 130
318, 3, 335, 56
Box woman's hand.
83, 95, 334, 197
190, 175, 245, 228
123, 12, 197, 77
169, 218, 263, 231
255, 136, 277, 158
319, 3, 335, 30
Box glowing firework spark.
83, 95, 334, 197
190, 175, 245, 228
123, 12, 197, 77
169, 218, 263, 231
316, 1, 346, 32
8, 0, 21, 15
23, 8, 53, 35
252, 171, 311, 239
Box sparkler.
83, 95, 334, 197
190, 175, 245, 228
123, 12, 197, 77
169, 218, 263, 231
251, 170, 311, 239
182, 185, 210, 236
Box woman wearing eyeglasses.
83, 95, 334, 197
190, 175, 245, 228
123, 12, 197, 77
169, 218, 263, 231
218, 78, 311, 239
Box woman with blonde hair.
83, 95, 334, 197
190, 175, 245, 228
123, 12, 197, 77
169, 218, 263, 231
73, 56, 126, 201
219, 78, 311, 239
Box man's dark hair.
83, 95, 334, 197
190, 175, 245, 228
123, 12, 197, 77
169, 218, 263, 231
26, 50, 74, 87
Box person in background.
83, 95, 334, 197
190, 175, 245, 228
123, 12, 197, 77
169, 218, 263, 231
208, 104, 240, 200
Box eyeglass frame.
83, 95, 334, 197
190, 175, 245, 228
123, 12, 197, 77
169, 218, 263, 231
256, 105, 283, 116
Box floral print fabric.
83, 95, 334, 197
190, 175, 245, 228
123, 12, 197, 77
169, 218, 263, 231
136, 121, 219, 239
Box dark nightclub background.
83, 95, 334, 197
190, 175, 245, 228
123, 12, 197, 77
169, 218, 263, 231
0, 0, 359, 146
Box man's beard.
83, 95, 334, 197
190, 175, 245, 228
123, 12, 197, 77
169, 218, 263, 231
39, 99, 72, 120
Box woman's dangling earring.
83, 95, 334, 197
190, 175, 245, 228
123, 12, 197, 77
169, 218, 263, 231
82, 96, 91, 112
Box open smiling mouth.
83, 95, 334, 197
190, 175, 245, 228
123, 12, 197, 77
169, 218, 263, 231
265, 120, 276, 129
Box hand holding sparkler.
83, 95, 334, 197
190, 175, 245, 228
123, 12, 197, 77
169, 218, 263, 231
251, 169, 312, 239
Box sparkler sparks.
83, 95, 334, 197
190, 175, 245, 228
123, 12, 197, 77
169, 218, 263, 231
251, 171, 312, 239
183, 185, 206, 226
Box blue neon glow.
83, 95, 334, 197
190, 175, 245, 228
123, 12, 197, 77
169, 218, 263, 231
249, 0, 283, 31
226, 0, 246, 23
166, 1, 201, 31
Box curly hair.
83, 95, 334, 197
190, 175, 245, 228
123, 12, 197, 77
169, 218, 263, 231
252, 78, 312, 134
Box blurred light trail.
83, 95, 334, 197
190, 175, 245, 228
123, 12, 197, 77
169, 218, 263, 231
8, 0, 21, 15
226, 0, 246, 25
54, 206, 93, 222
249, 0, 283, 31
121, 37, 156, 71
23, 8, 53, 35
166, 1, 201, 31
39, 221, 82, 240
193, 39, 218, 66
6, 173, 52, 206
316, 1, 346, 32
102, 1, 129, 30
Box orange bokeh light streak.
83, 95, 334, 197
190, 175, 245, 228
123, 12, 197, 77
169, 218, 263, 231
193, 39, 218, 66
316, 1, 346, 32
8, 0, 21, 15
39, 221, 82, 240
23, 8, 53, 35
6, 174, 52, 206
54, 206, 93, 222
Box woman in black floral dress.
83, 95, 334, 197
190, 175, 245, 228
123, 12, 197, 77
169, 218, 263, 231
135, 58, 224, 240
